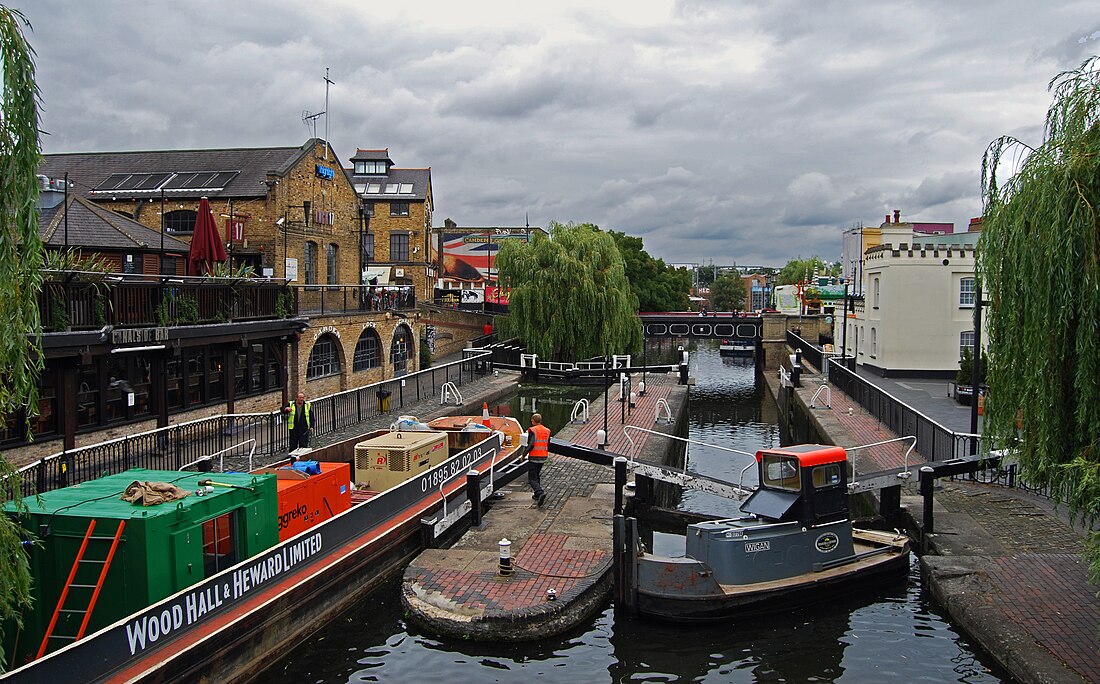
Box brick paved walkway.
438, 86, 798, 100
401, 372, 687, 639
567, 372, 674, 456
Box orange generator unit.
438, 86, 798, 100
258, 462, 352, 541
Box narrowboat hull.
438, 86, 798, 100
631, 529, 910, 623
3, 428, 524, 683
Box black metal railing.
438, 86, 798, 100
39, 272, 296, 331
295, 284, 415, 316
786, 330, 823, 371
10, 349, 491, 499
827, 361, 977, 463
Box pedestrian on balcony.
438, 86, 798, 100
285, 391, 313, 451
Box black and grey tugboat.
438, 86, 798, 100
617, 444, 910, 622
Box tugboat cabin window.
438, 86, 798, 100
812, 463, 842, 488
761, 454, 800, 491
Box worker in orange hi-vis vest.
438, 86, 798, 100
522, 413, 552, 507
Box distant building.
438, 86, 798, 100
841, 209, 955, 296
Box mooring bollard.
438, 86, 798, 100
919, 465, 935, 535
498, 537, 513, 576
614, 457, 627, 515
467, 469, 481, 528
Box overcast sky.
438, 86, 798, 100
11, 1, 1100, 267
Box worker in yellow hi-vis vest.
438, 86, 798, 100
285, 391, 313, 450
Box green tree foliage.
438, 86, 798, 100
777, 256, 833, 285
497, 222, 642, 359
607, 230, 691, 311
0, 5, 42, 669
978, 57, 1100, 580
710, 273, 747, 312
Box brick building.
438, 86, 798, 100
9, 140, 426, 461
347, 148, 436, 298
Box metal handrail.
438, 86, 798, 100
810, 382, 831, 408
654, 399, 672, 425
845, 436, 917, 485
622, 425, 757, 471
570, 399, 590, 424
177, 438, 256, 472
440, 382, 462, 406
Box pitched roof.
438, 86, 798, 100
351, 167, 432, 202
349, 148, 392, 162
39, 139, 324, 200
39, 194, 191, 252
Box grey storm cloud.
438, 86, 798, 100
10, 0, 1098, 267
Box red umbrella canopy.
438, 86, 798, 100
187, 197, 228, 276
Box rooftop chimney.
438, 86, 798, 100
893, 209, 901, 224
885, 214, 891, 224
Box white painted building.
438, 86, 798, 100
839, 224, 982, 377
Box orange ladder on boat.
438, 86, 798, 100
36, 518, 126, 659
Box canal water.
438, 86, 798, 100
267, 340, 1012, 683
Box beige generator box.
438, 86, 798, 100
354, 430, 449, 492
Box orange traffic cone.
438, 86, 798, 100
482, 402, 492, 428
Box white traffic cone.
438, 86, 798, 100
482, 402, 492, 428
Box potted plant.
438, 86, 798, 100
954, 347, 975, 405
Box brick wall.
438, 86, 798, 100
293, 311, 422, 398
420, 306, 492, 359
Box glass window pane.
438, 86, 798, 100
208, 349, 225, 401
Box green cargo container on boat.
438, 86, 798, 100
3, 469, 276, 666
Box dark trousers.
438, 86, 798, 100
289, 428, 310, 451
528, 458, 546, 497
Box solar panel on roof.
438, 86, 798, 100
93, 173, 132, 192
162, 170, 239, 190
211, 171, 239, 187
135, 172, 172, 190
163, 173, 195, 189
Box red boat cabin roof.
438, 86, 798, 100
755, 444, 847, 467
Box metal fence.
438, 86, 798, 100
826, 360, 977, 463
786, 330, 823, 371
40, 274, 294, 332
10, 349, 492, 499
295, 284, 415, 316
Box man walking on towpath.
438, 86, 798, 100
286, 391, 313, 451
522, 413, 551, 506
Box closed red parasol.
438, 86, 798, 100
187, 197, 228, 276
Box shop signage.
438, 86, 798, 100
112, 327, 169, 345
315, 164, 335, 180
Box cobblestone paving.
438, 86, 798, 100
936, 484, 1084, 554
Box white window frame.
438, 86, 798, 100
960, 277, 975, 308
960, 330, 975, 360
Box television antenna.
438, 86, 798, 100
301, 68, 336, 160
302, 110, 323, 138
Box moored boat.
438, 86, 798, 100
1, 414, 526, 682
618, 444, 910, 622
718, 339, 754, 356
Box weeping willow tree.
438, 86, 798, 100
978, 56, 1100, 579
496, 222, 641, 360
0, 5, 42, 670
